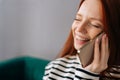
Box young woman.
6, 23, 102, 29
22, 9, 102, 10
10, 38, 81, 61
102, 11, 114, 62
43, 0, 120, 79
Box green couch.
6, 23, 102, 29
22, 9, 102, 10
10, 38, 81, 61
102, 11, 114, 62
0, 56, 50, 80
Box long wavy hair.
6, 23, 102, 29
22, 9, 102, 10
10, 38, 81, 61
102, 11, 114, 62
57, 0, 120, 79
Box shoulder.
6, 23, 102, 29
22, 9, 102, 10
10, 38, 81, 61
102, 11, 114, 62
45, 55, 78, 69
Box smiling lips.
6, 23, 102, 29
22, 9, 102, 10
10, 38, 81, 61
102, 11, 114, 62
75, 35, 89, 45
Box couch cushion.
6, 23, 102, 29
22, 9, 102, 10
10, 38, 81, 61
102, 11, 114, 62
24, 57, 50, 80
0, 57, 50, 80
0, 57, 25, 80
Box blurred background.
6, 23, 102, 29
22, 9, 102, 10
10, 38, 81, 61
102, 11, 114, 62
0, 0, 80, 60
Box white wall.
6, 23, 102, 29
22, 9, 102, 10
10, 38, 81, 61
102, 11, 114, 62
0, 0, 80, 60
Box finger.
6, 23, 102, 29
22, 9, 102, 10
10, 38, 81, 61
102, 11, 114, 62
101, 34, 106, 61
105, 35, 109, 56
104, 35, 109, 63
93, 37, 100, 63
101, 34, 109, 64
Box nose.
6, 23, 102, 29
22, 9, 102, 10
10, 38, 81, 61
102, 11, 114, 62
75, 21, 87, 33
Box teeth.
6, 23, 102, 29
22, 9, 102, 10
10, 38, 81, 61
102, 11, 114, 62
76, 36, 88, 41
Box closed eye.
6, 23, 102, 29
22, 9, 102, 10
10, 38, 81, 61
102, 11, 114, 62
90, 23, 102, 28
74, 18, 81, 21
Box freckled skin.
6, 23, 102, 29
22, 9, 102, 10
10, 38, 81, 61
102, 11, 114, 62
72, 0, 103, 50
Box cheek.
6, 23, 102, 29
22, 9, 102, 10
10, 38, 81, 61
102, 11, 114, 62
72, 22, 76, 36
88, 29, 102, 39
89, 32, 97, 39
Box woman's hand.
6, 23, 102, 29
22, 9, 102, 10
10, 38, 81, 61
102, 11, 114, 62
85, 34, 109, 73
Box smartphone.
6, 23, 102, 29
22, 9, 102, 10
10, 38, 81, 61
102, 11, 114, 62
78, 32, 104, 67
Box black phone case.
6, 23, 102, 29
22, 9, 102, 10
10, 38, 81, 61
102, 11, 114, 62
78, 32, 104, 67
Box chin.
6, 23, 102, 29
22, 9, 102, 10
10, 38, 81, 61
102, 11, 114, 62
74, 44, 83, 51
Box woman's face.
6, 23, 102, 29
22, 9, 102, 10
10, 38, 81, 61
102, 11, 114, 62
72, 0, 104, 50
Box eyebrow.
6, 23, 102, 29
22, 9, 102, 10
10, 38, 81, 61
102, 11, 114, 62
76, 13, 103, 22
76, 14, 82, 17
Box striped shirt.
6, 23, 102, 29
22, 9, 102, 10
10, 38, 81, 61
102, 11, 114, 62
43, 54, 100, 80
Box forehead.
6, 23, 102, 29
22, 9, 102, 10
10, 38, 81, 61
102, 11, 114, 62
78, 0, 103, 20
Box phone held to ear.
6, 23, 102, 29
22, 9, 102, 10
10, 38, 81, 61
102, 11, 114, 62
78, 32, 105, 67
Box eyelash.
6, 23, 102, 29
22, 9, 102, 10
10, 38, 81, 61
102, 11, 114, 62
74, 18, 81, 21
88, 23, 101, 28
74, 18, 101, 28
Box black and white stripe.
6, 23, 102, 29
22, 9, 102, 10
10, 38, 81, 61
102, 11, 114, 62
43, 55, 100, 80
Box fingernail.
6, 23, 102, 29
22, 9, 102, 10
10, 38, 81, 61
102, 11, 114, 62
104, 34, 107, 38
106, 34, 108, 38
96, 37, 99, 42
106, 35, 108, 40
